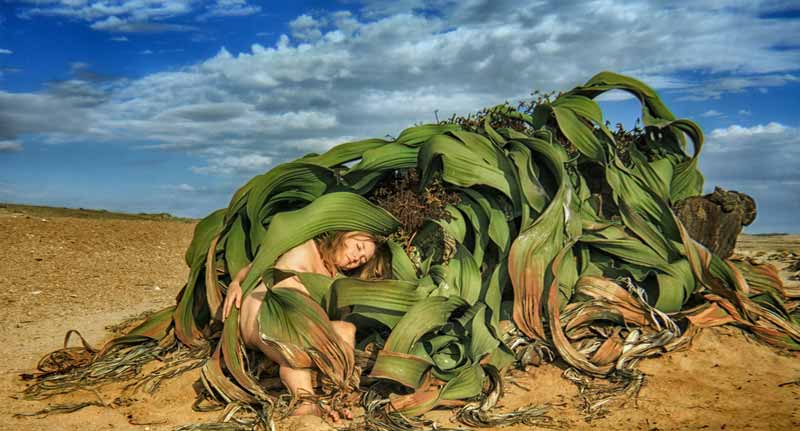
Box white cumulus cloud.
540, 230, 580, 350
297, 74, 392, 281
709, 122, 788, 141
191, 154, 274, 175
700, 122, 800, 232
162, 183, 198, 192
16, 0, 261, 30
198, 0, 261, 20
3, 1, 800, 182
701, 109, 724, 118
289, 14, 324, 41
0, 140, 23, 152
17, 0, 198, 32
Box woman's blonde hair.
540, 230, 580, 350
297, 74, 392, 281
315, 231, 391, 280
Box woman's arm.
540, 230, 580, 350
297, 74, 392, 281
272, 247, 313, 294
222, 241, 320, 320
233, 262, 253, 284
222, 262, 253, 321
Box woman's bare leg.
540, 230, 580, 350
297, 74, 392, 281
330, 321, 356, 348
329, 321, 356, 419
239, 287, 357, 420
239, 286, 322, 417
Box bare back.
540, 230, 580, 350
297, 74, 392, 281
239, 239, 333, 347
272, 239, 334, 293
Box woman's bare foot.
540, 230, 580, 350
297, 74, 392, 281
291, 400, 319, 417
292, 400, 344, 423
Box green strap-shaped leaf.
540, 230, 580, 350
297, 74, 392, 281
506, 140, 549, 215
450, 130, 522, 211
456, 193, 490, 264
175, 208, 225, 346
482, 262, 506, 332
443, 244, 481, 305
462, 189, 511, 255
485, 192, 514, 254
508, 141, 570, 340
342, 143, 421, 194
580, 225, 696, 312
435, 205, 468, 244
127, 305, 176, 339
388, 240, 418, 281
431, 341, 467, 375
630, 150, 673, 201
370, 351, 434, 389
653, 258, 695, 312
616, 199, 674, 263
331, 278, 422, 315
382, 296, 467, 353
202, 341, 257, 404
369, 296, 467, 387
276, 269, 335, 309
224, 175, 260, 224
662, 119, 705, 202
185, 208, 226, 267
258, 189, 321, 220
551, 95, 608, 162
245, 163, 337, 249
468, 304, 500, 361
302, 138, 389, 168
418, 134, 513, 203
439, 363, 486, 401
224, 216, 250, 277
483, 114, 507, 147
571, 71, 677, 122
395, 123, 462, 147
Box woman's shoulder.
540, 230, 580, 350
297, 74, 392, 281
274, 239, 322, 272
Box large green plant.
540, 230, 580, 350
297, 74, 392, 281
34, 72, 797, 423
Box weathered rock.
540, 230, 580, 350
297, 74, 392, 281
673, 187, 757, 258
707, 186, 757, 226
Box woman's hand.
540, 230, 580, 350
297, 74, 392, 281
223, 263, 252, 321
222, 280, 243, 321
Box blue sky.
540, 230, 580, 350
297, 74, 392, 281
0, 1, 799, 233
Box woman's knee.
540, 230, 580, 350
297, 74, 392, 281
238, 302, 259, 345
331, 320, 356, 340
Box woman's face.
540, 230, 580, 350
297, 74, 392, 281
334, 232, 376, 270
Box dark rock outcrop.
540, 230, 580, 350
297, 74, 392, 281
673, 187, 757, 258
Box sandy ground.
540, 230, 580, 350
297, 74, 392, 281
0, 205, 798, 431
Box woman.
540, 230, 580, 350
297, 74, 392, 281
222, 231, 389, 419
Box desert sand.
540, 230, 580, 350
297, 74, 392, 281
1, 204, 798, 430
